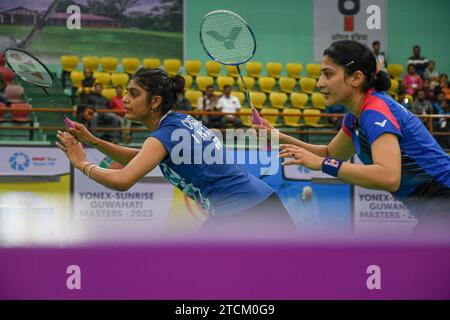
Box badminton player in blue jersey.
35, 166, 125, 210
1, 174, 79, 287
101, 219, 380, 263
257, 40, 450, 233
56, 68, 293, 235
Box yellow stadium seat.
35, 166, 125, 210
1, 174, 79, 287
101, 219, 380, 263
231, 91, 246, 105
82, 56, 100, 71
246, 61, 263, 78
225, 65, 239, 78
93, 72, 111, 87
195, 76, 214, 92
311, 93, 326, 110
122, 57, 140, 75
279, 77, 296, 94
101, 88, 116, 100
286, 63, 303, 79
184, 60, 202, 77
183, 75, 193, 90
302, 109, 333, 128
111, 73, 129, 87
60, 55, 79, 72
258, 77, 276, 94
388, 79, 399, 96
260, 108, 280, 127
249, 91, 266, 109
282, 108, 301, 127
291, 92, 309, 109
306, 63, 321, 79
269, 92, 288, 110
266, 62, 283, 79
239, 107, 253, 127
404, 94, 413, 104
185, 90, 203, 108
387, 64, 404, 81
164, 59, 182, 76
217, 76, 235, 91
300, 77, 317, 94
70, 70, 84, 88
205, 61, 222, 77
143, 58, 161, 69
237, 76, 255, 92
100, 57, 118, 73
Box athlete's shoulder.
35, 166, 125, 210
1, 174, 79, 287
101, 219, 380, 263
360, 90, 401, 131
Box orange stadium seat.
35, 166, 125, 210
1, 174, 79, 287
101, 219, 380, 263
183, 75, 193, 90
249, 91, 266, 109
302, 109, 333, 128
387, 64, 404, 81
311, 92, 326, 110
225, 65, 240, 78
260, 108, 280, 127
185, 90, 203, 108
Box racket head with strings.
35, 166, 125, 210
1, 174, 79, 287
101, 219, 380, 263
199, 10, 263, 125
4, 47, 75, 128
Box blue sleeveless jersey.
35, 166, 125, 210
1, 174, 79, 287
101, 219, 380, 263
342, 89, 450, 200
149, 112, 273, 215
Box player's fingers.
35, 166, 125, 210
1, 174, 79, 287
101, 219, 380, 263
55, 142, 67, 152
281, 159, 299, 166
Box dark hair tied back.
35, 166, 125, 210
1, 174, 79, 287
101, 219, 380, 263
324, 40, 391, 93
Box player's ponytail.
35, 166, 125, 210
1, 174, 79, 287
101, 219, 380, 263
323, 40, 391, 93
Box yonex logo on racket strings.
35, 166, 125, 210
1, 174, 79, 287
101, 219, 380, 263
206, 27, 243, 50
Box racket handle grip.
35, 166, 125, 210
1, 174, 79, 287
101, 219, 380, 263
252, 109, 263, 125
64, 116, 75, 129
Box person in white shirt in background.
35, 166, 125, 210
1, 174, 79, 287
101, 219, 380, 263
372, 40, 387, 72
217, 85, 243, 128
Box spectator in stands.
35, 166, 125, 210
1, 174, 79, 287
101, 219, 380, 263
411, 89, 433, 125
197, 85, 226, 129
86, 82, 123, 142
217, 85, 243, 128
434, 92, 446, 114
423, 60, 440, 89
79, 68, 96, 104
407, 45, 428, 77
402, 64, 423, 96
109, 85, 132, 143
174, 91, 192, 111
435, 99, 449, 150
4, 84, 25, 104
372, 41, 387, 72
422, 79, 435, 103
0, 74, 6, 104
324, 103, 346, 129
434, 74, 450, 101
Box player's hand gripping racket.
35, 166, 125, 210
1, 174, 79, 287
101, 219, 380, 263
4, 47, 75, 129
200, 10, 263, 125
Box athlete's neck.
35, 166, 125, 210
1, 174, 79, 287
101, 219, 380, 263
142, 112, 164, 131
344, 90, 366, 118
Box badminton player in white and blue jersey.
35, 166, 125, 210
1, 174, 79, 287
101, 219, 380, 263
57, 68, 294, 234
